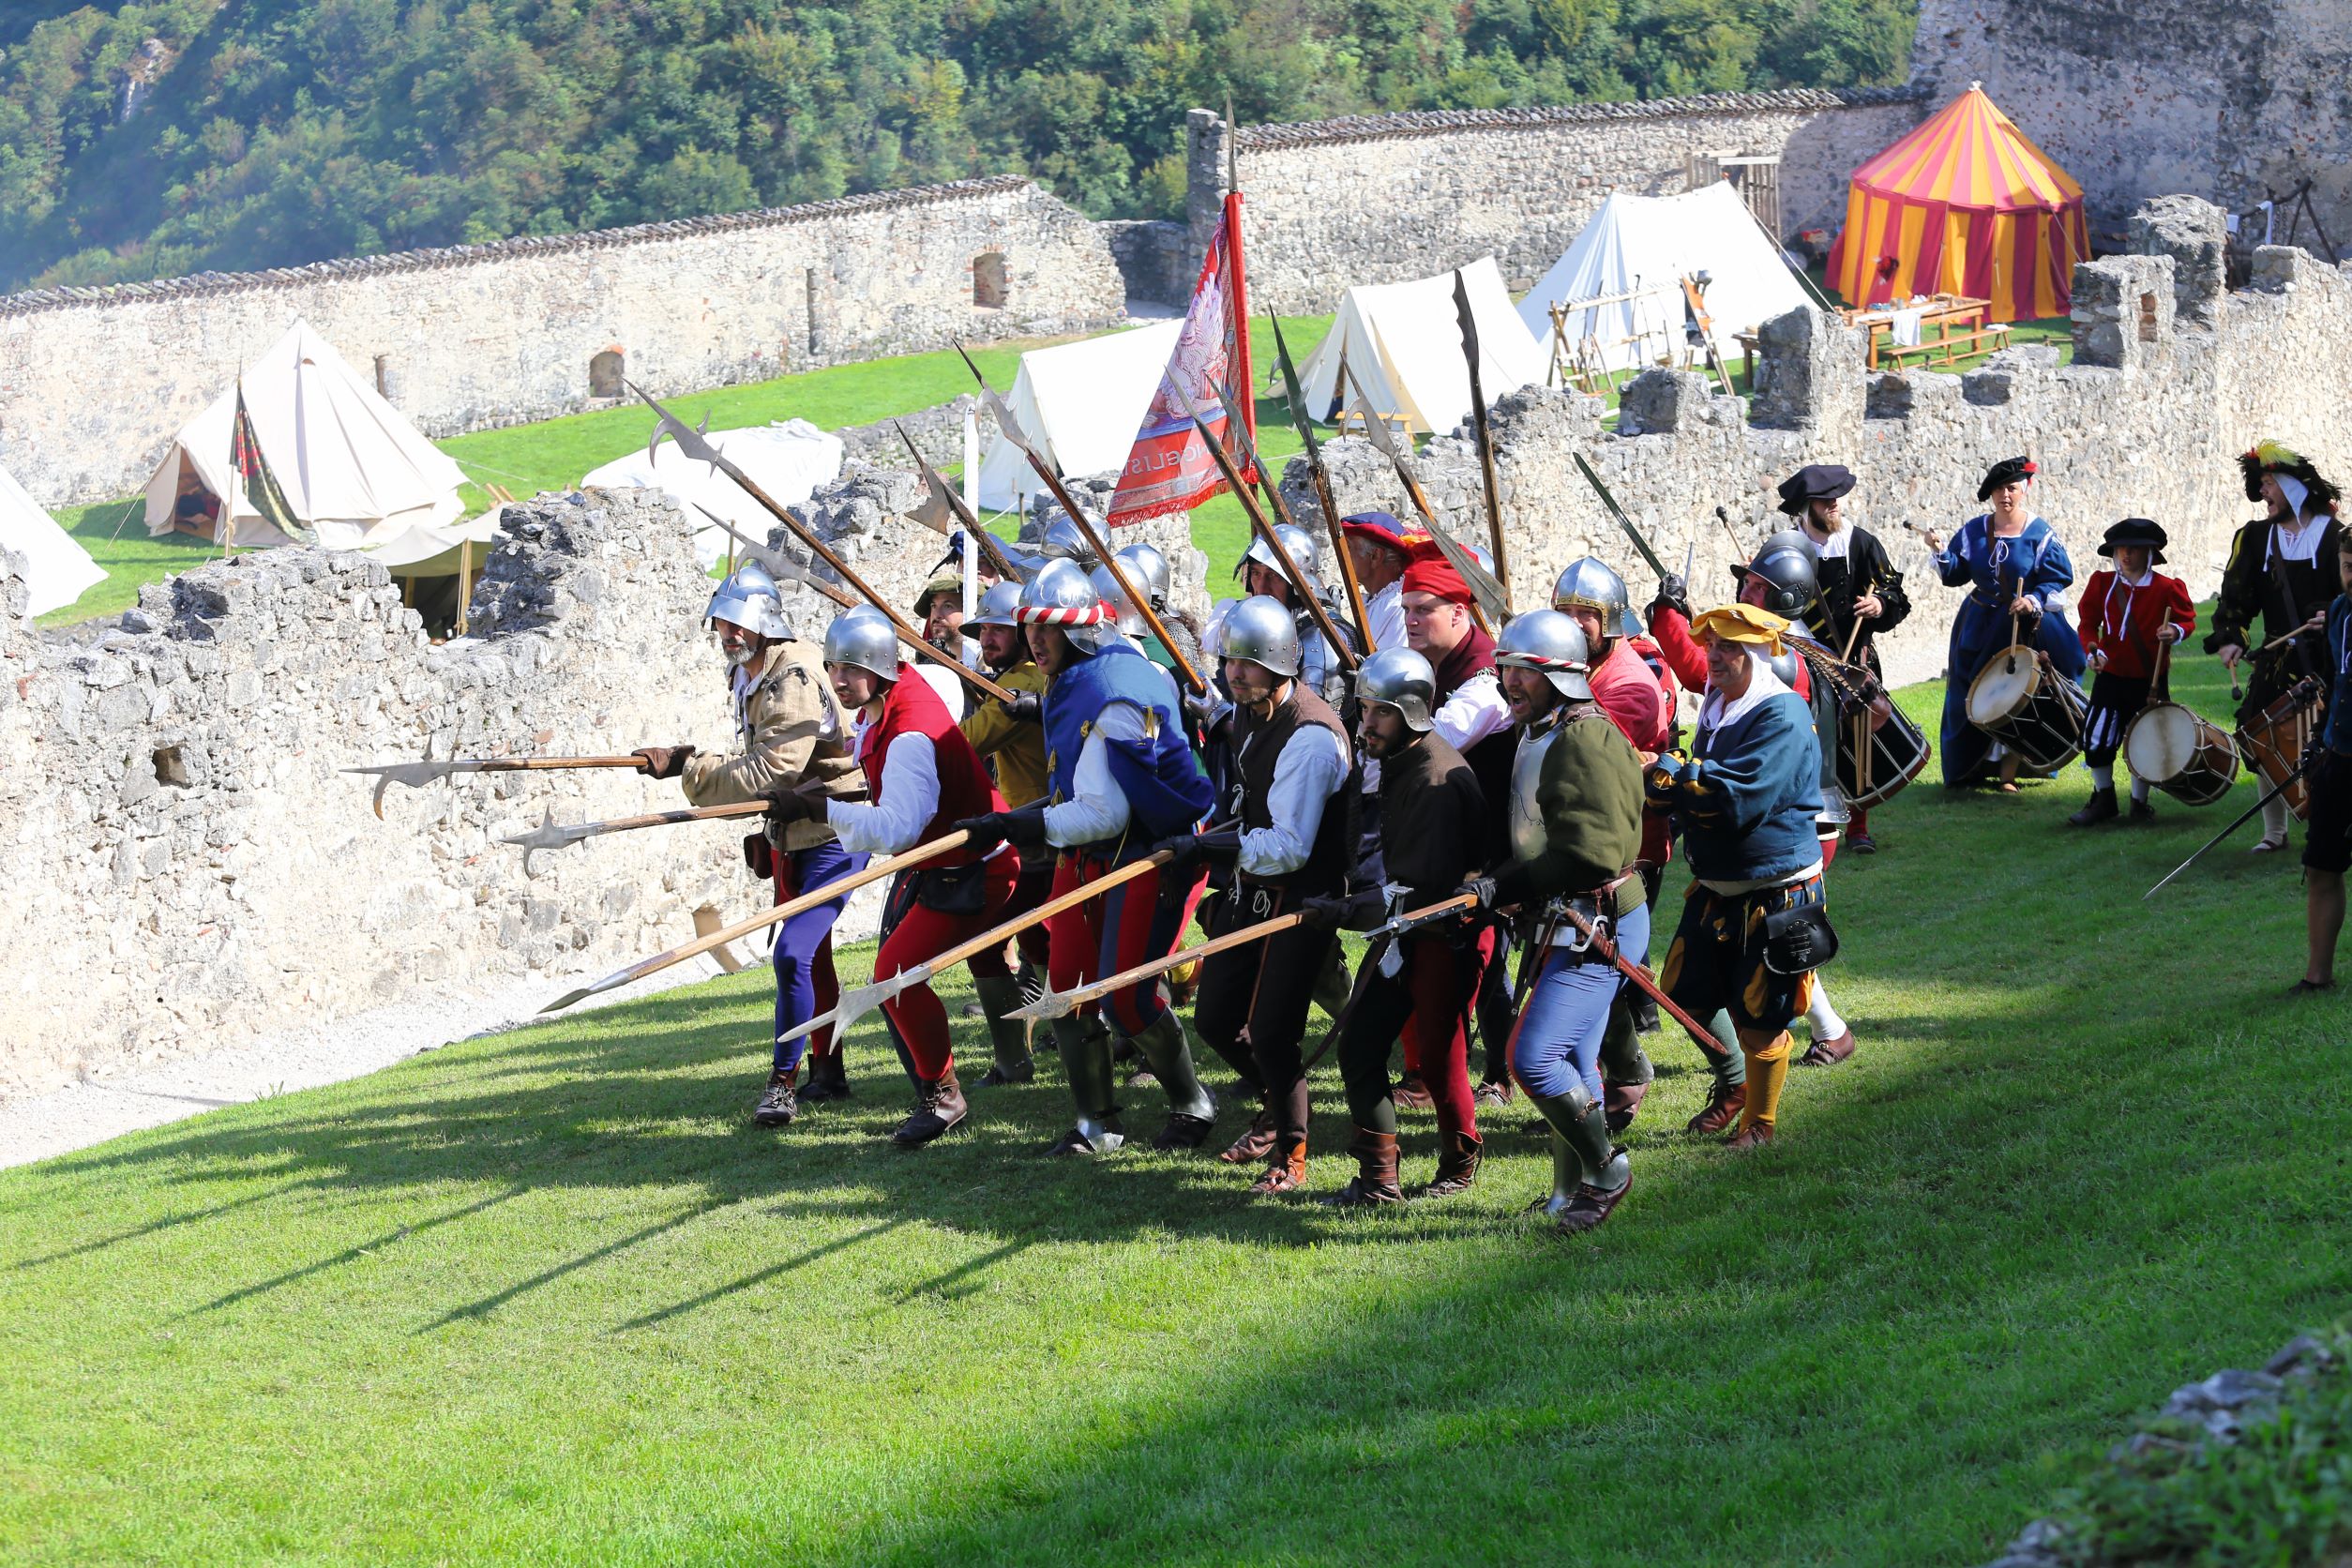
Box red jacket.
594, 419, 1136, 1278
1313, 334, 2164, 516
2076, 570, 2195, 680
857, 664, 1006, 866
1590, 635, 1677, 754
1648, 606, 1813, 701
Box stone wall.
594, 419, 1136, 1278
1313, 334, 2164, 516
0, 176, 1125, 509
1278, 200, 2352, 693
1913, 0, 2352, 252
1188, 89, 1925, 315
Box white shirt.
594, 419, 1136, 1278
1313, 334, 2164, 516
1237, 723, 1347, 879
1695, 650, 1791, 745
1432, 667, 1511, 755
1044, 701, 1149, 848
826, 727, 939, 855
1364, 580, 1407, 653
1806, 525, 1851, 562
915, 662, 967, 719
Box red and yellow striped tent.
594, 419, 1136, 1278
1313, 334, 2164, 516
1826, 84, 2090, 323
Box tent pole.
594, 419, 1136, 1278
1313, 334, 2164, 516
458, 538, 471, 637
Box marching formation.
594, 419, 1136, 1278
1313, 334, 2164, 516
350, 413, 2352, 1236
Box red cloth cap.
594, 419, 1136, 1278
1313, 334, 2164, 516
1400, 555, 1472, 605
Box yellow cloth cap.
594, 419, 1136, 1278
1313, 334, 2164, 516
1690, 603, 1790, 653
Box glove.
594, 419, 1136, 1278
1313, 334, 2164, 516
763, 788, 819, 827
632, 745, 696, 778
998, 690, 1041, 724
1649, 574, 1690, 622
1152, 828, 1239, 870
1300, 893, 1350, 932
1459, 876, 1499, 909
954, 806, 1047, 853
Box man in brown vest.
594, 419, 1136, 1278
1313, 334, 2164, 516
1153, 596, 1354, 1194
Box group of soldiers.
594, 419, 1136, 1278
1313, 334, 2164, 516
620, 440, 2351, 1235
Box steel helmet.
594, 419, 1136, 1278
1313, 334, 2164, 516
822, 605, 901, 682
1357, 646, 1436, 731
1113, 542, 1172, 611
1089, 564, 1145, 636
1732, 529, 1820, 619
1218, 594, 1303, 680
1240, 523, 1323, 594
1494, 609, 1593, 701
1015, 558, 1112, 655
968, 580, 1024, 630
704, 560, 795, 641
1037, 515, 1098, 566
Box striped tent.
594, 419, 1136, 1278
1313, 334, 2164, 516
1826, 84, 2090, 323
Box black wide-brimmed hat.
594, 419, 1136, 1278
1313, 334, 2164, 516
1776, 463, 1856, 516
1977, 456, 2038, 501
2239, 440, 2341, 510
2098, 517, 2168, 564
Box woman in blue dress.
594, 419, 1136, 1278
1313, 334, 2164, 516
1922, 456, 2088, 789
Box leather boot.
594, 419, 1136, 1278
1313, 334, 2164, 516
1218, 1104, 1278, 1165
1249, 1136, 1308, 1195
971, 975, 1035, 1087
891, 1067, 967, 1147
1392, 1072, 1435, 1111
2068, 786, 2119, 827
752, 1066, 799, 1128
1604, 1079, 1648, 1134
1797, 1028, 1856, 1067
1043, 1018, 1123, 1156
1687, 1082, 1746, 1135
1473, 1077, 1515, 1109
799, 1049, 850, 1102
1321, 1126, 1403, 1206
1556, 1150, 1633, 1235
2128, 794, 2157, 822
1129, 1011, 1218, 1149
1421, 1130, 1483, 1198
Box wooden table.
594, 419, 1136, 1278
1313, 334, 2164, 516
1848, 294, 1998, 369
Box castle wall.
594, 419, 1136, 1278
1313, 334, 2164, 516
1186, 90, 1925, 316
0, 177, 1125, 509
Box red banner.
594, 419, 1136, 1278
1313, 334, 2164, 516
1107, 192, 1254, 525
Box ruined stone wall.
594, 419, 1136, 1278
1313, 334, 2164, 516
1913, 0, 2352, 252
1279, 200, 2352, 694
1187, 90, 1924, 315
0, 177, 1125, 509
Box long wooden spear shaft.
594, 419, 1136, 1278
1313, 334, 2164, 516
1168, 377, 1358, 671
692, 506, 857, 608
1549, 902, 1719, 1056
499, 773, 868, 870
776, 845, 1183, 1048
1452, 268, 1513, 599
1012, 907, 1304, 1021
1342, 361, 1506, 633
626, 379, 1014, 705
344, 755, 645, 820
1209, 375, 1372, 662
1270, 311, 1374, 646
538, 833, 971, 1014
953, 344, 1208, 696
895, 422, 1025, 584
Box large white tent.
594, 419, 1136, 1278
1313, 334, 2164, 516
0, 460, 105, 618
1290, 257, 1545, 438
143, 319, 469, 550
972, 320, 1183, 511
580, 418, 844, 570
1515, 184, 1812, 376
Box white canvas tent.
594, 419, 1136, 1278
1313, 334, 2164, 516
972, 321, 1184, 511
1290, 257, 1545, 438
143, 319, 469, 549
581, 418, 844, 570
0, 460, 105, 618
1515, 184, 1811, 376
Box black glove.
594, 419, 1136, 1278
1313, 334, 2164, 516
1648, 575, 1690, 623
1152, 827, 1240, 870
632, 745, 697, 779
998, 690, 1041, 724
1459, 876, 1499, 909
764, 788, 818, 827
1300, 893, 1350, 932
954, 806, 1047, 853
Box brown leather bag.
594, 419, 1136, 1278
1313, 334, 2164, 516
742, 831, 775, 881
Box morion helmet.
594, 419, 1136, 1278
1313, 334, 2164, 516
1357, 646, 1436, 731
1218, 594, 1303, 680
704, 560, 795, 641
1494, 609, 1593, 701
822, 605, 900, 681
1239, 523, 1324, 595
1731, 529, 1820, 619
968, 580, 1024, 629
1016, 558, 1112, 655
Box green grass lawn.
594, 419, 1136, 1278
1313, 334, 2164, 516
5, 650, 2348, 1564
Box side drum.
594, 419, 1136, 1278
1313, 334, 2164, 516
2122, 702, 2238, 807
1837, 705, 1932, 810
1965, 654, 2088, 775
2237, 691, 2321, 821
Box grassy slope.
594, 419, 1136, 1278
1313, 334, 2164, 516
4, 653, 2348, 1565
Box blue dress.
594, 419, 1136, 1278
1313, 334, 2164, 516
1933, 515, 2088, 785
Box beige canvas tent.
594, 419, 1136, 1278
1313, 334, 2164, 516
1291, 257, 1545, 437
972, 321, 1184, 509
143, 319, 468, 550
0, 460, 106, 618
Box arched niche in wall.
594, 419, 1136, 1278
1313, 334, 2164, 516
972, 251, 1008, 309
590, 348, 626, 399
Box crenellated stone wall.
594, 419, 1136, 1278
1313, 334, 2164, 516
1279, 201, 2352, 693
0, 177, 1125, 509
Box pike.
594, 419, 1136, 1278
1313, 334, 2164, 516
500, 776, 858, 873
627, 380, 1016, 705
1012, 905, 1306, 1022
692, 506, 856, 608
777, 842, 1187, 1048
1548, 900, 1721, 1055
537, 833, 971, 1014
1269, 311, 1374, 642
2145, 744, 2317, 899
1572, 454, 1667, 578
1295, 894, 1484, 1067
1166, 373, 1358, 671
895, 422, 1027, 584
954, 344, 1208, 695
1342, 360, 1511, 628
1452, 268, 1513, 598
343, 754, 645, 821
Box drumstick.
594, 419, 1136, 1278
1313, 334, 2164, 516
1713, 505, 1744, 556
1841, 609, 1870, 662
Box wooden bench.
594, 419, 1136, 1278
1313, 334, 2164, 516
1884, 323, 2012, 369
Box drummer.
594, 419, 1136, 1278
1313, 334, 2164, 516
2207, 443, 2344, 854
1778, 463, 1909, 852
1923, 456, 2088, 792
2070, 519, 2196, 827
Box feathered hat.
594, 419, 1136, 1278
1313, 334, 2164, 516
2239, 440, 2340, 510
